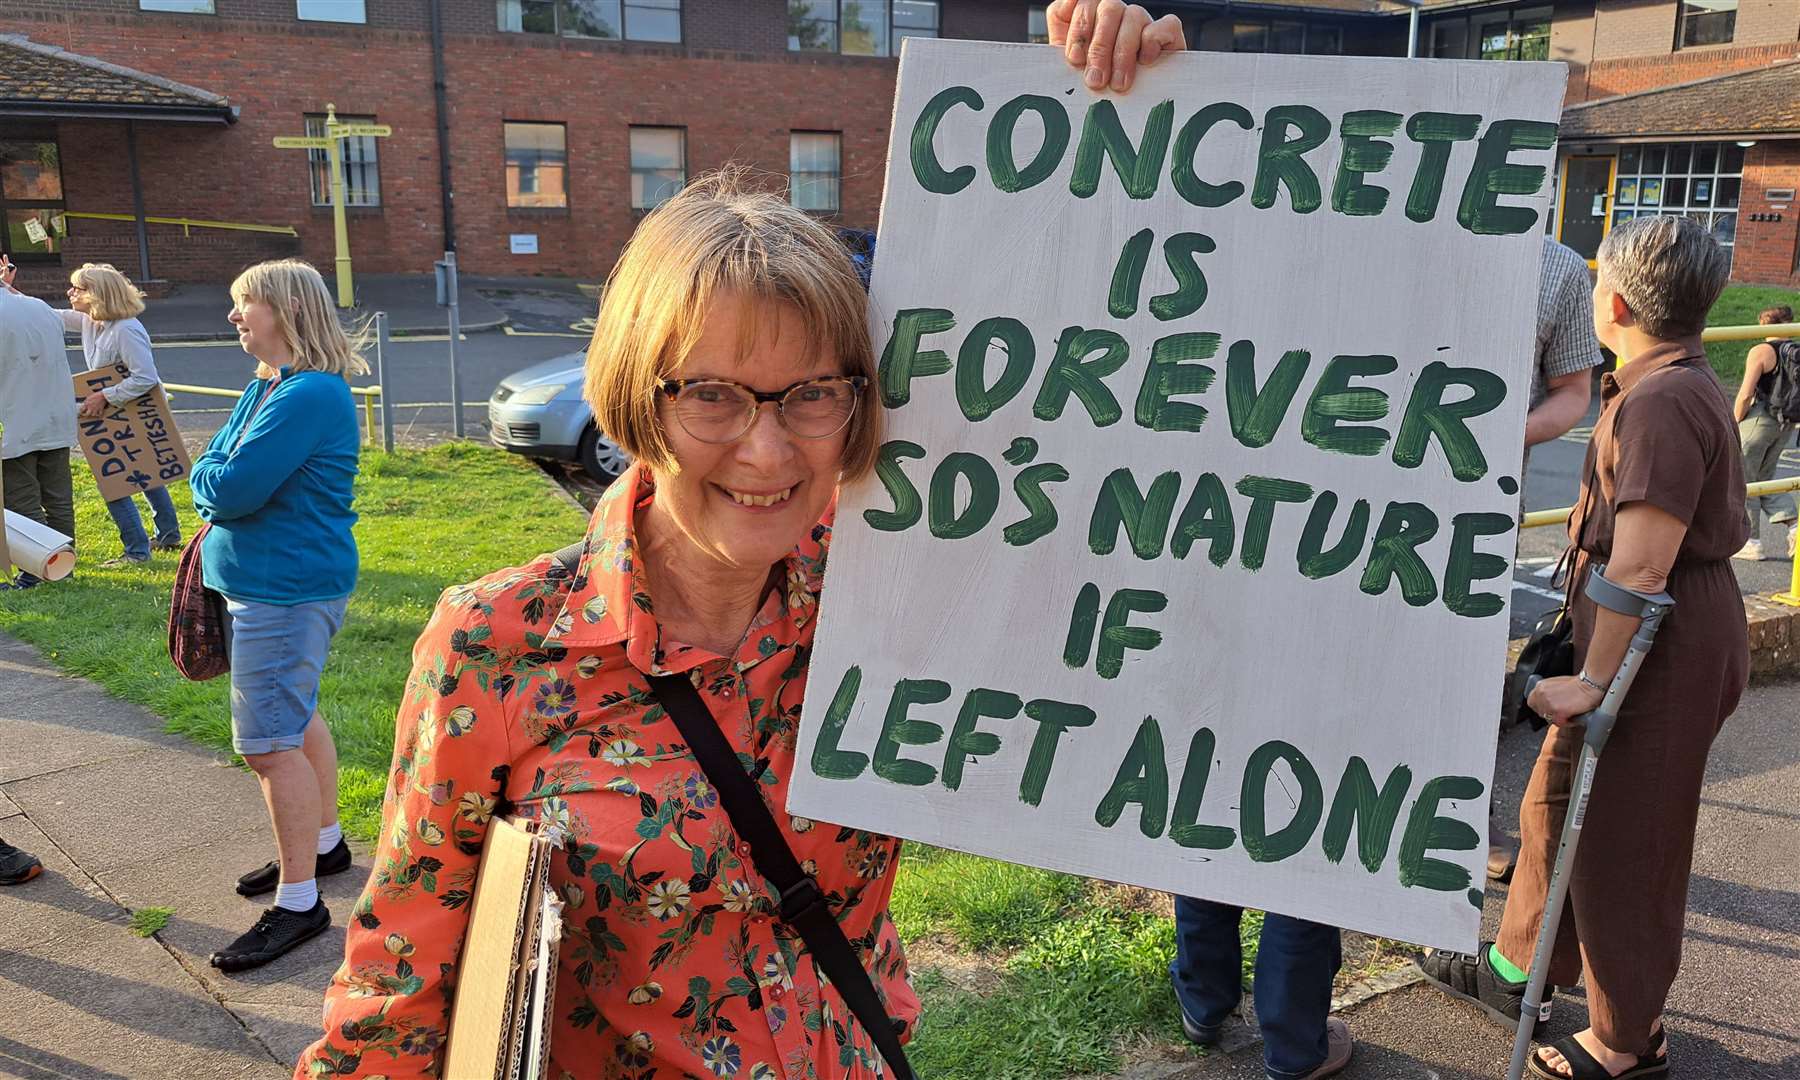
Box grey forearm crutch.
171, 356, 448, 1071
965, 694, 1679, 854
1507, 565, 1674, 1080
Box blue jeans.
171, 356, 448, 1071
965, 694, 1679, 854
1172, 898, 1342, 1080
106, 485, 181, 560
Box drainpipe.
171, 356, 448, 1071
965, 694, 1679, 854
429, 0, 457, 253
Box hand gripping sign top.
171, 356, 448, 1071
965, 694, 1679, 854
788, 40, 1566, 952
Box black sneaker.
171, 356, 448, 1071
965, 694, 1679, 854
1416, 942, 1551, 1029
0, 842, 44, 885
150, 537, 183, 552
209, 900, 330, 973
236, 838, 353, 897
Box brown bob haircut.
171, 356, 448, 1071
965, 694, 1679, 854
583, 170, 881, 481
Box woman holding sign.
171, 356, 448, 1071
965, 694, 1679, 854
59, 262, 183, 565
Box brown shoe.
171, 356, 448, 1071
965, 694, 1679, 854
1292, 1017, 1353, 1080
1487, 840, 1517, 884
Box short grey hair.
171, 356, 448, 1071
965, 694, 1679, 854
1595, 215, 1729, 339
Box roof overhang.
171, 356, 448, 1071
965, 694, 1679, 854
0, 100, 236, 124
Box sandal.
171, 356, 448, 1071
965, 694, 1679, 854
1527, 1029, 1669, 1080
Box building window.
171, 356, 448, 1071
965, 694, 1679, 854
1232, 20, 1341, 55
630, 127, 685, 210
296, 0, 366, 22
1426, 7, 1549, 60
1028, 5, 1049, 44
304, 115, 381, 208
789, 1, 938, 56
1610, 141, 1745, 257
1677, 0, 1736, 48
1475, 7, 1550, 60
505, 122, 569, 209
0, 135, 66, 264
140, 0, 215, 12
790, 132, 841, 213
496, 0, 681, 42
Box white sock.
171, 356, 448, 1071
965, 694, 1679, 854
274, 878, 318, 913
317, 822, 342, 855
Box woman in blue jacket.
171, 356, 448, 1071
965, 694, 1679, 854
189, 258, 366, 972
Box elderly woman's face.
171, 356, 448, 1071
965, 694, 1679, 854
652, 297, 850, 571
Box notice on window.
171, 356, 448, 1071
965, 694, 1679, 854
789, 40, 1566, 951
510, 234, 539, 255
72, 366, 193, 502
22, 217, 48, 245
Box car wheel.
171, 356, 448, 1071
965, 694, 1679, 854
579, 425, 631, 483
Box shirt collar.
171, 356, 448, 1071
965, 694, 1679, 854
544, 463, 833, 675
1602, 337, 1706, 400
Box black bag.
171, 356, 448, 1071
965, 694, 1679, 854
1508, 446, 1600, 729
1767, 339, 1800, 426
551, 544, 916, 1080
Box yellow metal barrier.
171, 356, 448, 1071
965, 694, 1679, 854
164, 382, 382, 445
63, 212, 299, 238
1521, 476, 1800, 606
1701, 321, 1800, 343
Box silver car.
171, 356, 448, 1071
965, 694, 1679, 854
487, 351, 632, 481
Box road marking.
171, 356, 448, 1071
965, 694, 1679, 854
1513, 579, 1566, 601
502, 325, 586, 339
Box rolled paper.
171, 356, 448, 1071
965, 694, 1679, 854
3, 509, 76, 582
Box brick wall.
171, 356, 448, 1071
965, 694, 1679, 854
1590, 0, 1800, 64
1734, 141, 1800, 288
0, 0, 1030, 284
1577, 41, 1800, 99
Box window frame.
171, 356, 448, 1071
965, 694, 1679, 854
628, 125, 687, 211
496, 0, 682, 43
303, 114, 382, 209
1425, 5, 1550, 60
1028, 5, 1049, 44
296, 0, 367, 23
789, 1, 939, 57
789, 131, 843, 215
1230, 18, 1341, 55
1608, 140, 1744, 260
0, 129, 68, 265
1675, 0, 1737, 49
503, 121, 571, 211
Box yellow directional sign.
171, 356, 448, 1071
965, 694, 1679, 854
329, 123, 392, 138
272, 135, 332, 149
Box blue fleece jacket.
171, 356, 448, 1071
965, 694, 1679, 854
189, 369, 360, 605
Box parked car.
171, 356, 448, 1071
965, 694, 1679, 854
487, 351, 631, 482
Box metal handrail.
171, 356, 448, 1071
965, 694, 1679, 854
164, 381, 382, 445
63, 212, 299, 238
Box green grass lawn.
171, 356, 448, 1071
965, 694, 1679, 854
1705, 282, 1800, 386
0, 443, 586, 837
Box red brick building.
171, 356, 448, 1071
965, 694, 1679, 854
1, 0, 1794, 291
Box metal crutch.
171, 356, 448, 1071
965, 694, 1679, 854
1507, 564, 1675, 1080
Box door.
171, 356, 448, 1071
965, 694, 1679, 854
1558, 155, 1615, 262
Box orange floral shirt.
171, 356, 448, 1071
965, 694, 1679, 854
297, 464, 918, 1080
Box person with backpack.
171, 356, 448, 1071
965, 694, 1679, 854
1731, 304, 1798, 561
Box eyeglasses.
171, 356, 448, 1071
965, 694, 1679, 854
658, 375, 869, 444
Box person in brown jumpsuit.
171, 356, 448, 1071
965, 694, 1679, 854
1421, 214, 1749, 1080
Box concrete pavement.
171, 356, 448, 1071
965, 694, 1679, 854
0, 633, 358, 1080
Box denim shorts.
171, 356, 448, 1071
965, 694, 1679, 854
222, 596, 348, 755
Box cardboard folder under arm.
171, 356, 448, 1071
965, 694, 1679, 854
443, 816, 565, 1080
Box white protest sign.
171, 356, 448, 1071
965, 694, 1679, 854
790, 41, 1566, 951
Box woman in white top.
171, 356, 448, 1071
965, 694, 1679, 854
63, 262, 183, 565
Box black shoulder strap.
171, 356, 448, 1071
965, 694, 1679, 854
552, 542, 585, 575
645, 671, 915, 1080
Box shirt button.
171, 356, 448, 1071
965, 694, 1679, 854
770, 985, 787, 1001
737, 841, 753, 860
